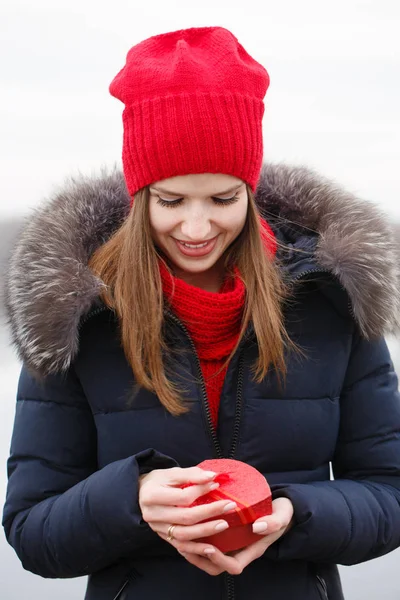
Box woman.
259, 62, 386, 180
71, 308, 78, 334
3, 26, 400, 600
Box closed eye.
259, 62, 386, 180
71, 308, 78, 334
156, 197, 184, 207
212, 194, 240, 205
156, 194, 240, 208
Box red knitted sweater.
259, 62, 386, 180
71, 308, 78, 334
160, 218, 277, 429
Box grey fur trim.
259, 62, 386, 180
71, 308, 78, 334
256, 163, 400, 340
4, 168, 129, 374
4, 163, 400, 375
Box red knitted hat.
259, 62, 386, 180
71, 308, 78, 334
109, 27, 270, 196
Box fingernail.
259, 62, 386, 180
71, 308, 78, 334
253, 522, 268, 534
209, 482, 220, 491
215, 521, 229, 532
204, 548, 215, 555
223, 502, 237, 513
204, 471, 217, 479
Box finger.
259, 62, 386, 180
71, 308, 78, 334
252, 512, 285, 535
252, 515, 269, 534
142, 479, 221, 507
158, 530, 242, 576
204, 546, 244, 576
167, 467, 217, 486
231, 534, 278, 568
158, 532, 220, 557
144, 499, 237, 526
252, 515, 282, 535
271, 497, 294, 520
232, 520, 294, 569
155, 517, 229, 542
178, 551, 224, 576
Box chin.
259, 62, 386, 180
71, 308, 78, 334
175, 258, 218, 273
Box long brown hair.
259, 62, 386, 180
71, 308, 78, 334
88, 185, 293, 415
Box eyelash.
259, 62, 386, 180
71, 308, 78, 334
156, 194, 240, 208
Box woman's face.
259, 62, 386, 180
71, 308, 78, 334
148, 173, 248, 285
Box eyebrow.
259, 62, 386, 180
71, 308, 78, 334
149, 183, 243, 196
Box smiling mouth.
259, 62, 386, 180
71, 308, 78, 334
173, 235, 219, 257
178, 240, 211, 249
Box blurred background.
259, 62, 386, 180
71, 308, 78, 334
0, 0, 399, 598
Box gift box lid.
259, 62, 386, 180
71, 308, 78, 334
189, 458, 272, 527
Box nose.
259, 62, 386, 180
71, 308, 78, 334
180, 208, 212, 241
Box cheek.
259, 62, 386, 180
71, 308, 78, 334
149, 204, 177, 238
224, 205, 247, 235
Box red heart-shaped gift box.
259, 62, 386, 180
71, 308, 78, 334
188, 458, 272, 553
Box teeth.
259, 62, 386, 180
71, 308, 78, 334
181, 241, 208, 249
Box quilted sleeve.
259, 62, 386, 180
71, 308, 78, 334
269, 333, 400, 564
2, 364, 177, 578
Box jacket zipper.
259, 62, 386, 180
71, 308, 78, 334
167, 311, 246, 600
167, 312, 224, 457
291, 267, 328, 282
225, 352, 245, 600
316, 574, 329, 599
228, 354, 245, 459
79, 305, 109, 328
112, 567, 139, 600
112, 578, 129, 600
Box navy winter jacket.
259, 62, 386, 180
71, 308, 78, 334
3, 164, 400, 600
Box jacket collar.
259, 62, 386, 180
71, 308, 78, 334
5, 163, 400, 376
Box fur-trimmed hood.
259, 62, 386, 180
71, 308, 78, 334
4, 163, 400, 376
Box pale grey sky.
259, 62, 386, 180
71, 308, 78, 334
1, 2, 400, 599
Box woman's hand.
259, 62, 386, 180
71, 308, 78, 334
178, 497, 294, 576
138, 466, 238, 558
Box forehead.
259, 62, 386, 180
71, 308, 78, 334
150, 173, 245, 196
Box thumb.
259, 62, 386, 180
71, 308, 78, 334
252, 498, 294, 535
